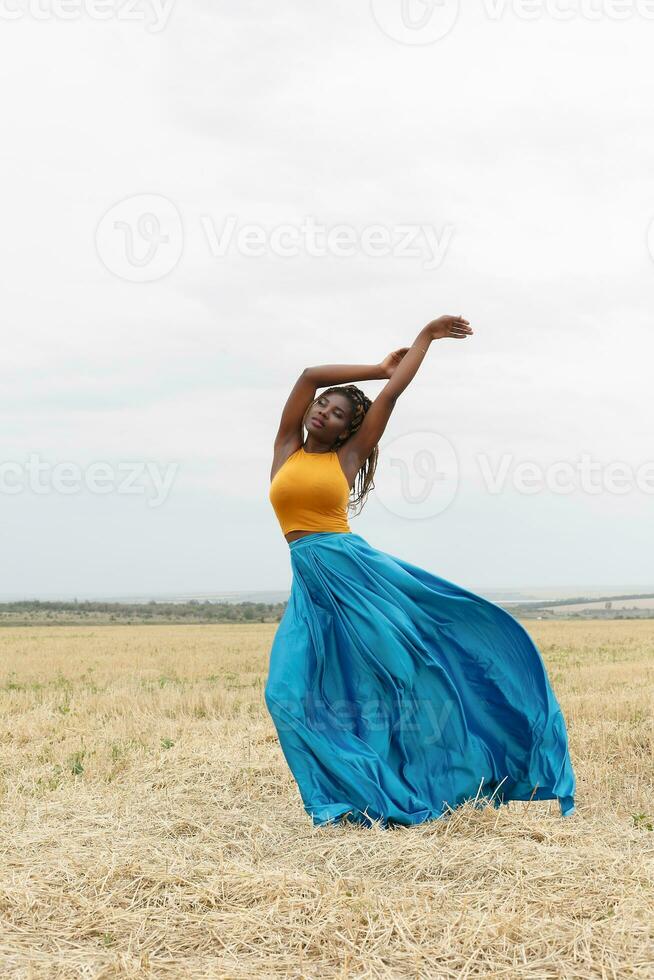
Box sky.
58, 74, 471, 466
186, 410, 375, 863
1, 0, 653, 598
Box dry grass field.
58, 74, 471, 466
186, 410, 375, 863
1, 619, 653, 978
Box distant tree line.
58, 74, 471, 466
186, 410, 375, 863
0, 599, 288, 625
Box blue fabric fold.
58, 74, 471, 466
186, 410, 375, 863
265, 531, 577, 827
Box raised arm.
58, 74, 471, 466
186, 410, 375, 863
339, 315, 473, 472
272, 361, 387, 453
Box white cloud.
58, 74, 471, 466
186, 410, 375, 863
1, 2, 652, 594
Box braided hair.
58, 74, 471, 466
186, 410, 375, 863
307, 384, 378, 517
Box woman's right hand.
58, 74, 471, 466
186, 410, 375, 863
425, 315, 473, 340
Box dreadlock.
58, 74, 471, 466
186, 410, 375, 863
307, 384, 378, 518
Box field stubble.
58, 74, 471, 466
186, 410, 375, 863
1, 620, 653, 978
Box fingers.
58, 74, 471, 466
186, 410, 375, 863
449, 324, 473, 338
445, 314, 472, 336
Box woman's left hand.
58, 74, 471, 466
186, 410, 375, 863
380, 348, 410, 379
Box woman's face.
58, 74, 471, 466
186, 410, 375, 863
305, 393, 352, 445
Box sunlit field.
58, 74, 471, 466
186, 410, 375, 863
1, 620, 653, 978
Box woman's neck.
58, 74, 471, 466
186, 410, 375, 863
303, 439, 333, 454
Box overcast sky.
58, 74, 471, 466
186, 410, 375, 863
1, 1, 653, 598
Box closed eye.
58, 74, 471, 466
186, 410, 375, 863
318, 398, 344, 418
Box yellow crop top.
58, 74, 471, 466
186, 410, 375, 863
268, 446, 352, 537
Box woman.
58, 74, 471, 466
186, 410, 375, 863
266, 314, 577, 828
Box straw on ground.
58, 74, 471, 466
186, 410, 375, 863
1, 620, 653, 978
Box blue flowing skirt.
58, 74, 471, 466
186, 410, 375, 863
265, 531, 576, 828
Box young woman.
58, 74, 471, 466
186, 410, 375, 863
266, 314, 577, 828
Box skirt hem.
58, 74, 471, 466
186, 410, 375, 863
308, 791, 576, 828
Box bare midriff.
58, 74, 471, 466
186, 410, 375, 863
284, 530, 323, 543
284, 529, 351, 543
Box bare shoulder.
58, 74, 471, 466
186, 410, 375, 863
270, 438, 302, 483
